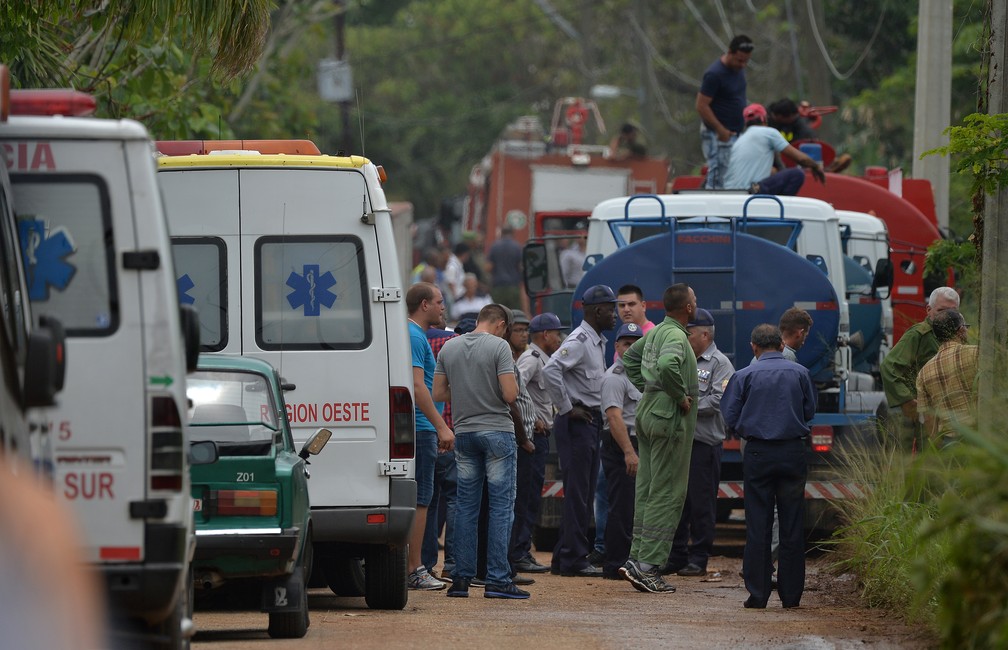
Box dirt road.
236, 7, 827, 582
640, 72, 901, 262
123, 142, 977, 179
192, 550, 933, 649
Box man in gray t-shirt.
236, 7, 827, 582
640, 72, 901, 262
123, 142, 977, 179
433, 304, 528, 599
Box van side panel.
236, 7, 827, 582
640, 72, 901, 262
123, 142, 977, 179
11, 142, 148, 564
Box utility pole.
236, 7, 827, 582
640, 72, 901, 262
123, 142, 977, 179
912, 0, 952, 233
977, 0, 1008, 428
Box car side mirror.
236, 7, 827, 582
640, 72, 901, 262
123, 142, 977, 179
23, 316, 66, 408
872, 258, 894, 298
299, 427, 332, 460
189, 440, 219, 465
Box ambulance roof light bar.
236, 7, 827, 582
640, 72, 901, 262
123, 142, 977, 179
8, 89, 97, 117
156, 140, 322, 156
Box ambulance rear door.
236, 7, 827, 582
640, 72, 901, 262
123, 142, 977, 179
239, 166, 393, 508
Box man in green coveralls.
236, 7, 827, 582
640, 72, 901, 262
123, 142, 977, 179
618, 283, 699, 594
880, 286, 959, 451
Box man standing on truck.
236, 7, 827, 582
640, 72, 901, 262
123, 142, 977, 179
722, 324, 816, 609
619, 283, 698, 594
511, 313, 564, 575
406, 283, 456, 591
722, 103, 826, 196
665, 308, 734, 578
696, 35, 754, 189
434, 304, 529, 599
542, 285, 618, 578
880, 286, 960, 451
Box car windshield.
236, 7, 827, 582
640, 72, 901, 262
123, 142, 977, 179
187, 369, 279, 444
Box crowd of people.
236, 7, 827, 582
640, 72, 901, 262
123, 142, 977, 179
403, 274, 955, 608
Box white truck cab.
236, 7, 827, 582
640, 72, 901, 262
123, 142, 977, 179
157, 141, 415, 610
1, 82, 200, 649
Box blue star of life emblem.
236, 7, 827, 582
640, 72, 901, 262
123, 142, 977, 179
18, 218, 76, 301
286, 264, 337, 316
177, 273, 196, 305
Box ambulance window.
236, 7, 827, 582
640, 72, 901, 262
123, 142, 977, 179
11, 174, 116, 336
254, 235, 371, 350
171, 237, 227, 351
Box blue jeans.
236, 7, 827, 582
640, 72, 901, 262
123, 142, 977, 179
421, 450, 456, 573
700, 126, 736, 189
453, 431, 517, 586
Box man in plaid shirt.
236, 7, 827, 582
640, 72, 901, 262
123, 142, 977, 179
916, 309, 979, 447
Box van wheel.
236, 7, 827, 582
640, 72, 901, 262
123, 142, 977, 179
364, 544, 407, 610
153, 567, 193, 650
323, 556, 366, 597
267, 572, 309, 639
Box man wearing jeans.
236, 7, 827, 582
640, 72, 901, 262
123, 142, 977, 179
434, 304, 530, 599
695, 35, 753, 189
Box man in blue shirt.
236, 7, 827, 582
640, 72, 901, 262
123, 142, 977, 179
696, 34, 753, 189
721, 324, 816, 609
406, 282, 455, 591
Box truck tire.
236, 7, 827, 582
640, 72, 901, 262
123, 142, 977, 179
532, 525, 559, 553
364, 544, 407, 610
322, 556, 366, 597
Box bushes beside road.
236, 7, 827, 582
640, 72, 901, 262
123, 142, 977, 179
831, 425, 1008, 648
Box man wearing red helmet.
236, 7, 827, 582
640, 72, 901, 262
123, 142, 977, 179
722, 103, 826, 196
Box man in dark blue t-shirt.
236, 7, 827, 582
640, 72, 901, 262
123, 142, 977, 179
695, 34, 754, 189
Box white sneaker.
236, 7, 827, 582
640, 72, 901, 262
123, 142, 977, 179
408, 565, 447, 591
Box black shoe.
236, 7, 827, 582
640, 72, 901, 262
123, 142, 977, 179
470, 576, 486, 587
447, 578, 470, 598
484, 582, 530, 599
513, 556, 550, 574
601, 570, 622, 580
658, 561, 686, 576
511, 573, 536, 586
620, 562, 676, 594
676, 563, 707, 577
586, 550, 605, 567
743, 597, 766, 609
550, 565, 603, 577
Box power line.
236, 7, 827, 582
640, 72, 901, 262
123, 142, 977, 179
683, 0, 728, 52
806, 0, 886, 80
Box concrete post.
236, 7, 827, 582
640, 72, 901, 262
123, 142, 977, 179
912, 0, 952, 233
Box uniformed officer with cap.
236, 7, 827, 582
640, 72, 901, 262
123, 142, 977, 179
511, 312, 564, 574
600, 322, 644, 578
542, 285, 618, 576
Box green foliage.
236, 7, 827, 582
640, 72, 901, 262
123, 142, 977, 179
912, 427, 1008, 648
925, 239, 980, 296
925, 113, 1008, 198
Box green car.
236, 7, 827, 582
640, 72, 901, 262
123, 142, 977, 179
187, 355, 330, 639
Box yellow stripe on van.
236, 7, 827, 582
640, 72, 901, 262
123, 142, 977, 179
157, 154, 372, 169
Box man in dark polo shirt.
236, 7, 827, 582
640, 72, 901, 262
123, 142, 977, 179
721, 324, 816, 609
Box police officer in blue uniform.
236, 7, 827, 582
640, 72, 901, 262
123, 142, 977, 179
542, 285, 618, 576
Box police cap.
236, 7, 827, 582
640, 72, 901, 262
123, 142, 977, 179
687, 308, 716, 328
511, 309, 531, 325
582, 284, 617, 305
529, 312, 563, 333
615, 322, 645, 340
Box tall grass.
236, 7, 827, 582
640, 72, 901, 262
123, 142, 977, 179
830, 419, 1008, 648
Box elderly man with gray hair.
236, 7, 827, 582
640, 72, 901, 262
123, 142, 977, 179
880, 286, 960, 452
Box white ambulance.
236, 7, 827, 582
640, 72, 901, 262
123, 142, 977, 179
157, 141, 415, 610
1, 85, 200, 648
0, 68, 66, 466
